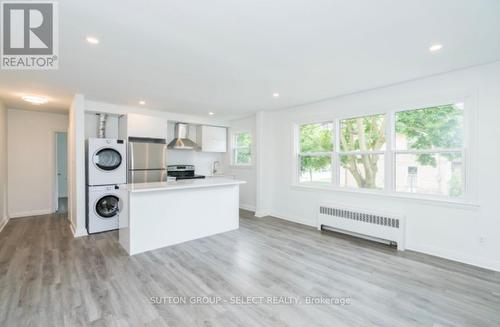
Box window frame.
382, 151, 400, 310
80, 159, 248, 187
391, 103, 467, 199
296, 121, 335, 184
232, 131, 253, 166
337, 112, 388, 190
292, 95, 476, 206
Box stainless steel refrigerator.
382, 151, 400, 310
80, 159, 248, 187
128, 137, 168, 183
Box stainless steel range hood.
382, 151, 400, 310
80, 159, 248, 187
167, 123, 199, 150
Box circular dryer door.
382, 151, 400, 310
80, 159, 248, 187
95, 195, 120, 219
94, 148, 122, 171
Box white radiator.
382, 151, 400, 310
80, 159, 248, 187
318, 203, 406, 250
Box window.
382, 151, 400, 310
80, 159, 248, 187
233, 132, 252, 165
339, 114, 386, 189
394, 103, 464, 197
298, 122, 333, 183
294, 101, 468, 199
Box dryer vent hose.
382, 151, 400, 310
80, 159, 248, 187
97, 113, 107, 138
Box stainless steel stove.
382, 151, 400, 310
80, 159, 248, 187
167, 165, 205, 180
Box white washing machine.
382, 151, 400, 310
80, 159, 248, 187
87, 138, 127, 186
86, 184, 127, 234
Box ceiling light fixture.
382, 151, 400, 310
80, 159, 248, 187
208, 112, 215, 116
273, 92, 280, 98
139, 100, 146, 105
429, 44, 443, 52
22, 95, 48, 105
86, 36, 99, 45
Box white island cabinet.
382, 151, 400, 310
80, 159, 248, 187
119, 178, 245, 255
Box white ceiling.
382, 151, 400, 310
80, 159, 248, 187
1, 0, 499, 117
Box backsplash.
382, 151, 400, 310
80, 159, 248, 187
167, 150, 222, 177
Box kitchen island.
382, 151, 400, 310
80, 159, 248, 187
119, 178, 246, 255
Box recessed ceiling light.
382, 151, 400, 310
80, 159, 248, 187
86, 36, 99, 45
139, 100, 146, 105
208, 112, 215, 116
429, 44, 443, 52
22, 95, 48, 105
273, 92, 280, 98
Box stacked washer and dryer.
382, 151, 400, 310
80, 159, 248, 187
86, 137, 127, 234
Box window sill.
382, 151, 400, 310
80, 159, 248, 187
290, 183, 480, 210
230, 165, 254, 169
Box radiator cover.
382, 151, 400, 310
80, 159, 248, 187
318, 203, 406, 250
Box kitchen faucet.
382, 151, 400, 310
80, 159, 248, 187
212, 161, 220, 176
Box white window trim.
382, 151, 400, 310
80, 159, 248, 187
295, 121, 335, 184
391, 104, 467, 199
337, 112, 387, 190
291, 94, 477, 206
290, 183, 480, 210
231, 131, 253, 167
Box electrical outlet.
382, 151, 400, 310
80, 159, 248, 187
479, 236, 486, 244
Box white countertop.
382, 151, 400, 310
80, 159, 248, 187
127, 178, 246, 193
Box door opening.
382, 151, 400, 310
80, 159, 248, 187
55, 132, 68, 213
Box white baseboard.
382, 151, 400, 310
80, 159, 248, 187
408, 243, 500, 273
0, 216, 9, 233
68, 219, 87, 238
68, 220, 76, 235
269, 212, 317, 228
239, 204, 256, 212
272, 211, 500, 272
8, 209, 53, 218
74, 228, 88, 237
254, 210, 271, 218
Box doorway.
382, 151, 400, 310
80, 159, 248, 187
55, 132, 68, 213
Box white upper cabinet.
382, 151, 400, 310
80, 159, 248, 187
197, 125, 227, 152
121, 113, 168, 139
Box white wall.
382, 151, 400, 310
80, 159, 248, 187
68, 94, 87, 237
255, 111, 275, 217
0, 100, 7, 232
7, 109, 68, 218
258, 61, 500, 271
222, 115, 257, 211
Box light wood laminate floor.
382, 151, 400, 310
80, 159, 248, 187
1, 210, 499, 326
